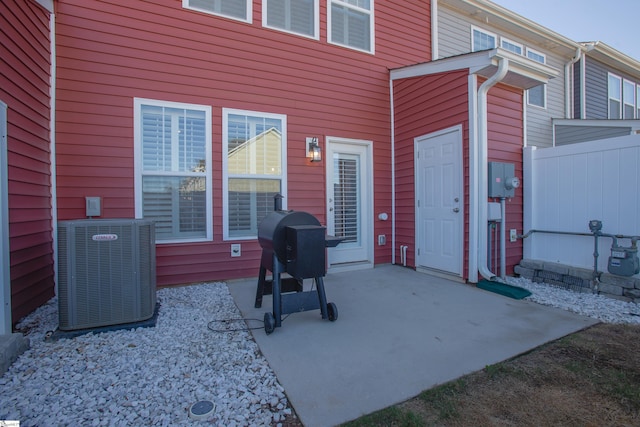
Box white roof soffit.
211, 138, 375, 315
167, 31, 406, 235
440, 0, 579, 56
391, 48, 558, 90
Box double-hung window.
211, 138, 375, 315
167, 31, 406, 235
526, 48, 546, 109
608, 73, 622, 119
328, 0, 374, 53
223, 109, 287, 239
623, 79, 636, 119
471, 27, 496, 52
134, 99, 212, 243
264, 0, 319, 39
183, 0, 252, 23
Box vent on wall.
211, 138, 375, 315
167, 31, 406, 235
57, 219, 156, 331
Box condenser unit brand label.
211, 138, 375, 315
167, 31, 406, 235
92, 234, 118, 241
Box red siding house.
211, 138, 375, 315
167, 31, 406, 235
391, 49, 557, 283
2, 0, 560, 325
53, 0, 431, 288
1, 0, 55, 331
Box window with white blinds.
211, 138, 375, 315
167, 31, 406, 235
333, 155, 359, 243
264, 0, 318, 38
183, 0, 251, 22
328, 0, 374, 53
135, 99, 212, 242
223, 109, 286, 239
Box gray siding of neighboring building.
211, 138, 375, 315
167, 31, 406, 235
437, 6, 567, 148
554, 125, 630, 145
584, 57, 609, 119
583, 56, 640, 120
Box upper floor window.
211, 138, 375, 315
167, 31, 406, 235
501, 37, 522, 55
608, 73, 622, 119
526, 48, 545, 64
134, 99, 213, 243
637, 85, 640, 119
264, 0, 319, 39
623, 79, 636, 119
183, 0, 252, 23
526, 48, 546, 109
223, 109, 287, 239
471, 27, 496, 52
328, 0, 374, 53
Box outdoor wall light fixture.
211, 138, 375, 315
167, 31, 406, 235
306, 137, 322, 162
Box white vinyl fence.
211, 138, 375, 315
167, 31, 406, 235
523, 134, 640, 278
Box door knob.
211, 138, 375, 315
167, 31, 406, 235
453, 207, 459, 213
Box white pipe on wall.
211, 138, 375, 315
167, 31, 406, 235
431, 0, 439, 60
476, 58, 509, 282
564, 48, 582, 120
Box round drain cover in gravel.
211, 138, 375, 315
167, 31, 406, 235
189, 400, 216, 420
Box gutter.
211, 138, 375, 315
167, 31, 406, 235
475, 58, 509, 282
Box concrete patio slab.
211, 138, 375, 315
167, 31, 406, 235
228, 264, 597, 427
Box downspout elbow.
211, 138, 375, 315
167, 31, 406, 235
564, 48, 582, 119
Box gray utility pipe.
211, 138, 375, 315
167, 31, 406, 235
519, 228, 640, 280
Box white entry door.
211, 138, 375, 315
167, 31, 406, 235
415, 126, 463, 276
326, 138, 373, 270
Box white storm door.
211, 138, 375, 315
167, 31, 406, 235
326, 138, 372, 269
415, 126, 463, 275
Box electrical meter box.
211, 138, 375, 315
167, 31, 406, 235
488, 162, 519, 198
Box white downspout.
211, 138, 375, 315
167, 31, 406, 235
580, 52, 587, 119
389, 79, 396, 265
431, 0, 438, 60
468, 75, 479, 283
564, 48, 582, 119
476, 58, 509, 282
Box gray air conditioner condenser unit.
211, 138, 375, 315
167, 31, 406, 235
57, 219, 156, 331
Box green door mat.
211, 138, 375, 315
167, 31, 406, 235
477, 280, 532, 300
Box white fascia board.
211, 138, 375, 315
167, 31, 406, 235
391, 48, 559, 90
390, 50, 495, 81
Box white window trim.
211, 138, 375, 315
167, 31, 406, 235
470, 26, 496, 52
608, 72, 622, 119
222, 108, 288, 241
182, 0, 253, 24
327, 0, 375, 55
636, 85, 640, 118
500, 37, 523, 55
623, 78, 636, 119
134, 98, 213, 244
525, 47, 546, 64
262, 0, 320, 40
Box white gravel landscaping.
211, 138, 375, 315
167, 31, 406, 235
507, 276, 640, 324
1, 276, 638, 426
0, 282, 291, 427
